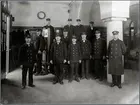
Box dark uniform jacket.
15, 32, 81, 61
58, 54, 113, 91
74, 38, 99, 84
86, 26, 96, 43
68, 43, 81, 63
62, 36, 70, 48
43, 25, 55, 45
92, 38, 106, 59
50, 41, 67, 64
108, 39, 126, 75
18, 43, 36, 66
64, 25, 74, 42
80, 40, 92, 60
74, 25, 85, 40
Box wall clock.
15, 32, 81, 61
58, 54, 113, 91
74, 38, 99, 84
37, 11, 46, 19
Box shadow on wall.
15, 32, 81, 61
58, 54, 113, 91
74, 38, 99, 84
79, 1, 105, 26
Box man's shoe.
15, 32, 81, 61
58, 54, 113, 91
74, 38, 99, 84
28, 84, 35, 87
99, 78, 103, 81
117, 84, 122, 89
94, 76, 98, 79
34, 73, 39, 76
110, 83, 115, 87
81, 77, 85, 80
68, 80, 72, 83
60, 81, 64, 85
53, 81, 58, 84
75, 78, 80, 82
22, 86, 26, 89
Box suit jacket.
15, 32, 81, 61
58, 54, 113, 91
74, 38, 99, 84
80, 40, 92, 60
74, 24, 86, 40
92, 38, 106, 59
64, 25, 74, 42
108, 39, 126, 75
50, 41, 67, 64
86, 26, 96, 43
43, 25, 55, 45
68, 43, 81, 63
18, 43, 36, 66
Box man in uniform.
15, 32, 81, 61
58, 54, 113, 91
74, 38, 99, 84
74, 19, 85, 41
80, 32, 92, 80
64, 19, 74, 43
18, 33, 36, 89
68, 35, 81, 83
86, 21, 96, 43
50, 34, 67, 85
107, 31, 126, 88
34, 29, 43, 75
62, 29, 70, 79
92, 30, 106, 81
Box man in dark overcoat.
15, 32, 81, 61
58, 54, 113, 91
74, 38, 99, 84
18, 33, 36, 89
80, 32, 92, 80
68, 35, 82, 83
43, 18, 55, 46
50, 34, 67, 85
86, 21, 96, 43
64, 19, 74, 43
74, 19, 86, 41
92, 30, 106, 81
107, 31, 126, 88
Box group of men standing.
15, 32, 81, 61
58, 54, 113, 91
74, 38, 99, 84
18, 18, 126, 89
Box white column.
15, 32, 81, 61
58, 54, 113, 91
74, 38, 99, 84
103, 17, 127, 83
6, 16, 10, 77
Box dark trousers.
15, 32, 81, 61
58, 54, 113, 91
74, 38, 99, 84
81, 59, 90, 78
112, 75, 121, 85
36, 53, 42, 73
69, 62, 79, 80
22, 66, 33, 86
94, 59, 104, 78
63, 63, 69, 78
54, 63, 64, 82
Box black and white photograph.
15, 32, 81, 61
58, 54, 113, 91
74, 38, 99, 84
0, 0, 139, 104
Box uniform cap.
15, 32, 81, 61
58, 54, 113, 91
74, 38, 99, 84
112, 31, 119, 35
76, 19, 81, 21
89, 21, 94, 24
81, 32, 87, 36
72, 35, 77, 39
63, 29, 68, 32
46, 18, 51, 21
55, 34, 61, 37
68, 18, 72, 21
95, 30, 101, 34
25, 33, 31, 38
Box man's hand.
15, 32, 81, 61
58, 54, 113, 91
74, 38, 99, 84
103, 56, 106, 60
20, 65, 23, 68
90, 55, 92, 59
38, 50, 41, 54
79, 60, 81, 63
50, 60, 53, 64
34, 63, 37, 66
68, 61, 70, 64
64, 59, 67, 63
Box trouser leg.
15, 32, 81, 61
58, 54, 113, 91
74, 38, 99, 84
22, 67, 28, 86
112, 75, 117, 85
94, 60, 99, 78
81, 60, 85, 78
70, 63, 74, 81
117, 75, 121, 85
59, 64, 64, 82
28, 67, 33, 85
37, 54, 42, 73
85, 60, 90, 78
75, 63, 79, 79
99, 60, 103, 79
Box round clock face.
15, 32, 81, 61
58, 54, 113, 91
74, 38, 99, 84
37, 11, 46, 19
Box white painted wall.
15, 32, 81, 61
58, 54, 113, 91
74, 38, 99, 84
9, 1, 70, 27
